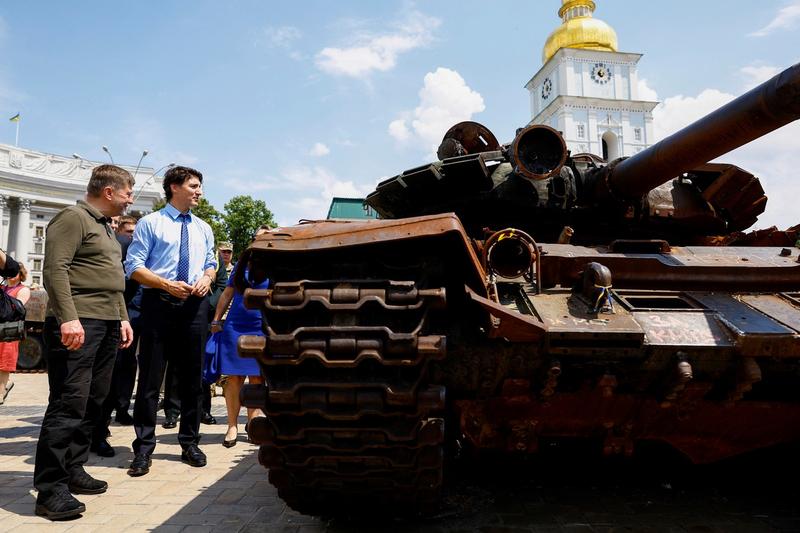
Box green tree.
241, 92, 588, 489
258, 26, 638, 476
223, 195, 275, 256
192, 198, 227, 245
151, 197, 228, 245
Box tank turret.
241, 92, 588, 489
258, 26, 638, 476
366, 63, 800, 245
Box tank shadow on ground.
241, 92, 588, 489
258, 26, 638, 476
146, 439, 800, 532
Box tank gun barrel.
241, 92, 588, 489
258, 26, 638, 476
605, 63, 800, 200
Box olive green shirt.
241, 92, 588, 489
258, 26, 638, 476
43, 200, 129, 324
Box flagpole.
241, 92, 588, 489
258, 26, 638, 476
14, 120, 19, 147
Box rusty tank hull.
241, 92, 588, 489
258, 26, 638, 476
238, 64, 800, 517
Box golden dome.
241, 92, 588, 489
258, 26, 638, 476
542, 0, 618, 63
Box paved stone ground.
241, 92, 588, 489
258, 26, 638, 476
2, 373, 799, 532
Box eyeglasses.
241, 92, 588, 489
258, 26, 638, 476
220, 250, 233, 253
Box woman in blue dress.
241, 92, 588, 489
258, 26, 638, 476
210, 239, 269, 447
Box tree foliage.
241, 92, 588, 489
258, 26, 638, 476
223, 195, 276, 256
193, 198, 227, 245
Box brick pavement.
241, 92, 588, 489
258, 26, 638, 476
2, 373, 799, 532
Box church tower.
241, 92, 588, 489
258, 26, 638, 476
526, 0, 658, 161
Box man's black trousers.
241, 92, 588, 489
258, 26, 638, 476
34, 318, 120, 495
132, 291, 208, 456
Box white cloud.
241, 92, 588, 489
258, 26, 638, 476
749, 1, 800, 37
229, 165, 373, 225
636, 78, 659, 102
739, 64, 781, 89
388, 119, 410, 142
309, 142, 330, 157
315, 11, 440, 78
648, 66, 799, 230
652, 89, 734, 140
388, 67, 485, 154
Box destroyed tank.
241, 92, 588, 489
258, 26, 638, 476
236, 63, 800, 517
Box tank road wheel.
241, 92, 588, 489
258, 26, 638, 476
17, 334, 45, 370
243, 280, 447, 517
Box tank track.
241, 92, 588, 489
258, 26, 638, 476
244, 280, 447, 517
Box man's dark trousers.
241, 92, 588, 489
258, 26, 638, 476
34, 318, 120, 495
133, 291, 209, 456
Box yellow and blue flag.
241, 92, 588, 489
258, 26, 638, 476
9, 113, 20, 122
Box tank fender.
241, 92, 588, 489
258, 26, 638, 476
237, 214, 490, 297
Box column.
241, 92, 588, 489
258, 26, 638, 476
13, 199, 31, 267
0, 195, 7, 251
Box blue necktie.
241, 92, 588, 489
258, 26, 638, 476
176, 214, 190, 282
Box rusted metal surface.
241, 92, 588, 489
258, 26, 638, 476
465, 285, 546, 342
509, 124, 567, 180
456, 390, 800, 464
739, 293, 800, 332
243, 278, 447, 516
436, 120, 500, 160
527, 289, 644, 355
538, 244, 800, 291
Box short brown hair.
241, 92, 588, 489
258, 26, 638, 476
118, 215, 138, 227
163, 166, 203, 201
16, 263, 27, 283
87, 165, 135, 197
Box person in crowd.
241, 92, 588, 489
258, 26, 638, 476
125, 166, 216, 477
211, 226, 270, 447
0, 249, 19, 276
109, 216, 119, 232
218, 241, 235, 277
0, 263, 31, 404
33, 165, 134, 520
160, 247, 227, 431
116, 214, 137, 238
91, 215, 141, 456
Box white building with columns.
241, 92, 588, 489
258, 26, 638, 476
526, 0, 658, 161
0, 142, 164, 287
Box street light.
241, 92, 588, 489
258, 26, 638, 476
72, 153, 87, 170
133, 162, 174, 203
101, 145, 115, 164
131, 149, 149, 182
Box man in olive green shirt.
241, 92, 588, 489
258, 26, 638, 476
33, 164, 135, 521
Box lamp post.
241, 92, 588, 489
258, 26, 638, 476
72, 153, 88, 172
133, 162, 175, 203
101, 145, 115, 164
131, 149, 149, 182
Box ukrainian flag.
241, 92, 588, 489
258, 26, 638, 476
9, 113, 20, 122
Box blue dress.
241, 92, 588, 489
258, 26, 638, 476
218, 265, 269, 376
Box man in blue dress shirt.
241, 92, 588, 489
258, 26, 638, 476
124, 166, 217, 476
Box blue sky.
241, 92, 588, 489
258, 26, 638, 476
1, 1, 798, 228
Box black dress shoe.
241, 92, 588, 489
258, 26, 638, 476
68, 467, 108, 495
127, 454, 152, 477
222, 433, 237, 448
181, 444, 207, 467
115, 411, 134, 425
35, 487, 85, 520
162, 411, 179, 429
90, 439, 115, 458
201, 412, 217, 425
